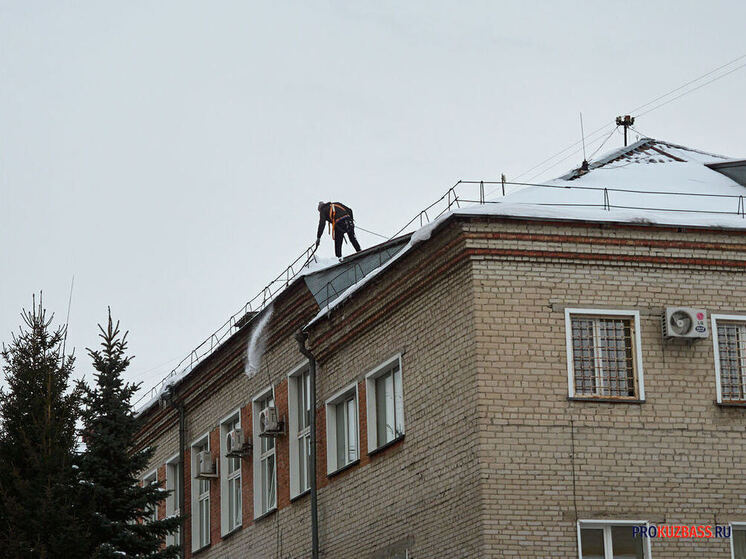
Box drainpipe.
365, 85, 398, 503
164, 385, 187, 559
295, 331, 319, 559
177, 400, 186, 559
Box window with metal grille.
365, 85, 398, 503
565, 309, 644, 400
712, 316, 746, 403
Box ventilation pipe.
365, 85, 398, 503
295, 330, 319, 559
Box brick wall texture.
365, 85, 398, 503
134, 215, 746, 558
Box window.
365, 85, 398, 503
219, 411, 242, 535
190, 434, 211, 551
325, 384, 359, 475
252, 388, 277, 518
288, 365, 311, 498
712, 315, 746, 403
142, 470, 158, 523
578, 521, 650, 559
732, 523, 746, 559
165, 455, 181, 547
565, 309, 645, 400
365, 355, 404, 453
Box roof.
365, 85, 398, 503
307, 138, 746, 326
138, 136, 746, 413
135, 236, 410, 415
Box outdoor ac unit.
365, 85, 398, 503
195, 449, 217, 479
259, 406, 284, 437
662, 307, 708, 339
226, 428, 244, 455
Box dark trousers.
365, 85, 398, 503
334, 218, 362, 257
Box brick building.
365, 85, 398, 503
134, 139, 746, 558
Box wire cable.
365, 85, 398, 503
511, 53, 746, 183
629, 53, 746, 116
635, 61, 746, 118
586, 126, 620, 162
355, 224, 388, 239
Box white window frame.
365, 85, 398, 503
731, 522, 746, 559
325, 382, 360, 475
577, 519, 651, 559
252, 387, 277, 519
365, 354, 405, 454
219, 409, 242, 536
287, 363, 312, 499
142, 469, 158, 523
565, 308, 645, 400
190, 432, 211, 551
712, 314, 746, 404
164, 453, 181, 547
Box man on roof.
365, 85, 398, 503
316, 201, 362, 258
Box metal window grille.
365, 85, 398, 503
717, 322, 746, 401
571, 316, 635, 397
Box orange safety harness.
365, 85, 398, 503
327, 203, 349, 241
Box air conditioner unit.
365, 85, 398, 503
259, 406, 284, 437
195, 449, 218, 479
662, 307, 708, 339
226, 428, 251, 457
226, 428, 243, 454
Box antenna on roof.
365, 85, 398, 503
616, 115, 635, 147
579, 113, 589, 173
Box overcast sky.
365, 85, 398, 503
2, 1, 745, 403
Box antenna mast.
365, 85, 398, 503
616, 115, 635, 146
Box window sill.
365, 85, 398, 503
368, 434, 405, 457
717, 401, 746, 408
192, 543, 211, 556
290, 489, 310, 503
221, 525, 242, 540
568, 396, 645, 404
327, 458, 360, 479
254, 507, 277, 522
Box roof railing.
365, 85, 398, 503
133, 178, 746, 411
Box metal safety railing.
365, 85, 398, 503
134, 177, 745, 411
132, 242, 319, 410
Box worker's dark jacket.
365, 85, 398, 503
317, 202, 354, 238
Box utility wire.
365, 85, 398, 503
512, 53, 746, 183
629, 53, 746, 116
586, 126, 620, 162
513, 123, 616, 181
635, 61, 746, 118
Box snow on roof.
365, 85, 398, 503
307, 138, 746, 326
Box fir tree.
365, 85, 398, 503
0, 295, 89, 559
79, 310, 180, 559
